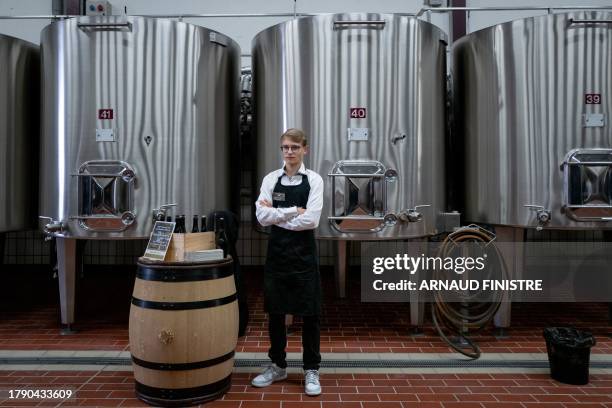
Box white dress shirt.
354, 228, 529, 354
255, 162, 324, 231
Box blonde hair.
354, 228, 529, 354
281, 128, 308, 146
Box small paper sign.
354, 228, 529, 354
143, 221, 175, 261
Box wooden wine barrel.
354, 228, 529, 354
129, 257, 238, 407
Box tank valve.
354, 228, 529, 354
121, 169, 135, 182
383, 213, 398, 226
391, 134, 407, 145
121, 211, 136, 226
399, 205, 431, 223
152, 203, 177, 221
524, 205, 551, 231
39, 216, 65, 239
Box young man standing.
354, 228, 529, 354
252, 128, 324, 396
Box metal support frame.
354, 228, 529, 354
492, 226, 525, 334
0, 233, 5, 265
335, 240, 347, 298
56, 237, 78, 334
409, 239, 427, 333
604, 231, 612, 328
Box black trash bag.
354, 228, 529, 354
208, 210, 250, 337
543, 327, 596, 385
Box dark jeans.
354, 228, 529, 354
268, 314, 321, 370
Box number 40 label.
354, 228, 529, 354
350, 107, 367, 118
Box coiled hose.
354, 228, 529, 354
431, 226, 508, 359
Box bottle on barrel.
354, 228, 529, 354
200, 215, 207, 232
191, 215, 199, 233
215, 216, 229, 259
174, 215, 186, 233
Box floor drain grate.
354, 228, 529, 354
237, 359, 612, 369
0, 357, 611, 369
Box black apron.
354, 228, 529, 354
264, 173, 321, 316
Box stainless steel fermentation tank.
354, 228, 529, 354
39, 16, 240, 329
252, 14, 448, 304
0, 35, 39, 234
455, 11, 612, 231
454, 12, 612, 329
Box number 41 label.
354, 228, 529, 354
98, 109, 114, 119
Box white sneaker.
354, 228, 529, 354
251, 364, 287, 387
304, 369, 321, 396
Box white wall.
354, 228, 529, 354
465, 0, 612, 33
0, 0, 51, 44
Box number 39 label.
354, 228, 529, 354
585, 94, 601, 104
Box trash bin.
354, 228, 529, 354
543, 327, 596, 385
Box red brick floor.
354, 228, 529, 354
1, 303, 610, 353
0, 371, 611, 407
0, 267, 611, 406
0, 267, 610, 353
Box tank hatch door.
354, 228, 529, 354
328, 160, 397, 232
72, 160, 136, 231
562, 149, 612, 222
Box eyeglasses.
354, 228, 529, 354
280, 145, 302, 153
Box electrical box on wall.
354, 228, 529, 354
85, 1, 112, 16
